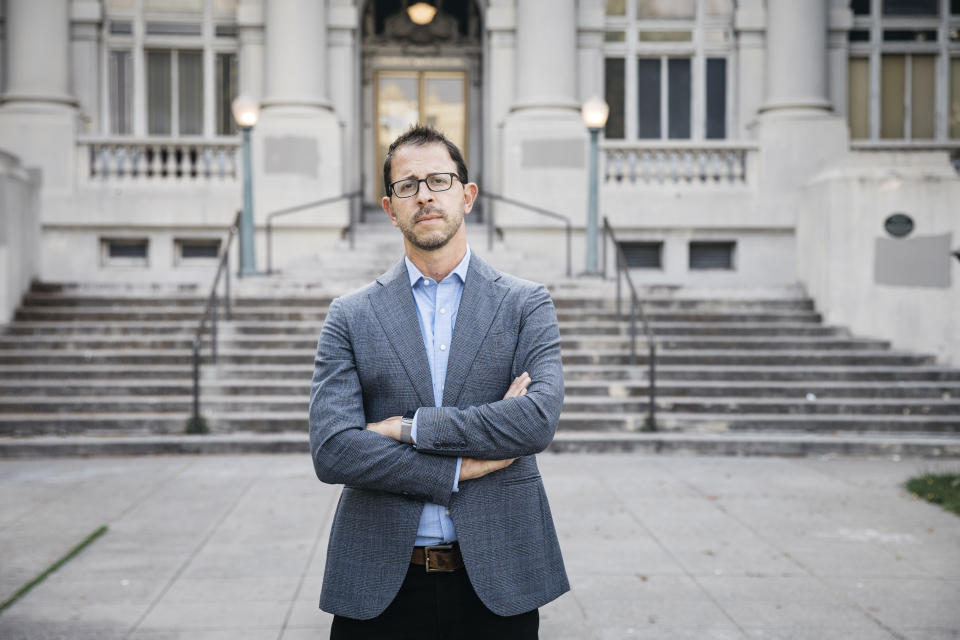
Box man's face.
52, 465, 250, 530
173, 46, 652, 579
382, 143, 476, 252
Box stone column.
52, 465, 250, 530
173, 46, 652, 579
756, 0, 847, 195
2, 0, 75, 107
484, 0, 517, 197
251, 0, 344, 268
0, 0, 78, 194
761, 0, 830, 113
327, 1, 360, 195
512, 0, 579, 112
577, 0, 605, 104
499, 0, 588, 273
237, 0, 265, 104
734, 0, 765, 138
71, 0, 102, 135
261, 0, 330, 109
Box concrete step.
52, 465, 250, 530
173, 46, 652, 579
560, 396, 960, 416
0, 378, 960, 401
2, 320, 845, 339
0, 334, 891, 352
0, 364, 306, 380
3, 408, 956, 437
559, 350, 933, 366
551, 297, 816, 311
11, 306, 825, 324
654, 413, 960, 433
0, 336, 209, 350
0, 430, 955, 458
2, 321, 201, 336
557, 411, 960, 433
559, 321, 846, 337
3, 431, 957, 458
22, 291, 815, 311
563, 379, 960, 399
7, 395, 959, 417
0, 348, 935, 367
3, 378, 958, 401
563, 336, 890, 351
3, 363, 957, 383
21, 293, 334, 308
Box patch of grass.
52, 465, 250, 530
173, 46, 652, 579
0, 525, 108, 614
906, 473, 960, 517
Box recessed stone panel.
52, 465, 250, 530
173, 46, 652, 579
874, 234, 952, 288
521, 139, 585, 169
264, 136, 319, 178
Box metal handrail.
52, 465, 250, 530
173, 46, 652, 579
481, 192, 572, 277
602, 217, 657, 431
189, 210, 241, 433
265, 190, 363, 274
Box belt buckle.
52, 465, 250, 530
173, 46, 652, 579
424, 543, 454, 573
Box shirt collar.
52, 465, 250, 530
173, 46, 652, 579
405, 246, 471, 288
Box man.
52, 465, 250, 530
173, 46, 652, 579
309, 124, 568, 639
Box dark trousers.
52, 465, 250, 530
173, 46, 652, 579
330, 563, 539, 640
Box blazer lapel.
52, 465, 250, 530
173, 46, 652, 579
368, 260, 435, 408
443, 256, 508, 406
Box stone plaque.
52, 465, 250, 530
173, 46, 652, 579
874, 234, 951, 288
264, 136, 319, 178
521, 139, 586, 169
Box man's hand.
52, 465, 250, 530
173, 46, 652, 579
365, 415, 402, 440
459, 456, 517, 481
502, 371, 530, 399
365, 372, 531, 442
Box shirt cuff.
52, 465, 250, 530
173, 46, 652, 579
410, 409, 419, 446
453, 457, 462, 493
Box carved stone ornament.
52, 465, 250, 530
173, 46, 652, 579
383, 5, 459, 45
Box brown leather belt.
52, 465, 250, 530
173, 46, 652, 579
410, 543, 464, 573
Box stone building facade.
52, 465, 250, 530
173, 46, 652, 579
0, 0, 958, 362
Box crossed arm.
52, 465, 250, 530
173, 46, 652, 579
366, 372, 532, 481
310, 285, 563, 502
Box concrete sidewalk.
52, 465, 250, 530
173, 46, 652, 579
0, 454, 958, 639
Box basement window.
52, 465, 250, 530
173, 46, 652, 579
619, 241, 663, 269
101, 237, 149, 267
689, 241, 735, 270
175, 238, 221, 265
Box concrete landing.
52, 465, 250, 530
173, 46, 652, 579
0, 454, 958, 639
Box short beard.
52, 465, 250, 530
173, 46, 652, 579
399, 206, 463, 251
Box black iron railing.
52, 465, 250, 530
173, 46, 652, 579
188, 211, 241, 433
602, 217, 657, 431
265, 190, 363, 274
481, 192, 572, 278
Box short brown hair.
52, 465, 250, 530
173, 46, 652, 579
382, 124, 468, 197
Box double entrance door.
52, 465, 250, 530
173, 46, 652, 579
375, 70, 467, 198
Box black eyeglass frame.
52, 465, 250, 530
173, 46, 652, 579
389, 172, 461, 198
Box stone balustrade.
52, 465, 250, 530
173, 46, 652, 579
601, 141, 758, 187
78, 137, 240, 183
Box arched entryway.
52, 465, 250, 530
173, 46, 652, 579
360, 1, 484, 210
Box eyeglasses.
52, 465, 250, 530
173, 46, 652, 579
389, 173, 460, 198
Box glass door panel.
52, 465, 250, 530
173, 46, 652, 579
377, 72, 420, 196
422, 72, 466, 154
375, 70, 467, 198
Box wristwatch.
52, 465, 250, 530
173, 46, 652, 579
400, 410, 415, 445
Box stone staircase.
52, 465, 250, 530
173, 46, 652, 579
2, 278, 960, 456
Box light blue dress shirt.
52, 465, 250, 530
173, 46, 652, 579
405, 247, 471, 546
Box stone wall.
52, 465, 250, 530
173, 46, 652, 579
798, 152, 960, 366
0, 150, 41, 323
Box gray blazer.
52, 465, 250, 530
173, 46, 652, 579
309, 254, 569, 620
